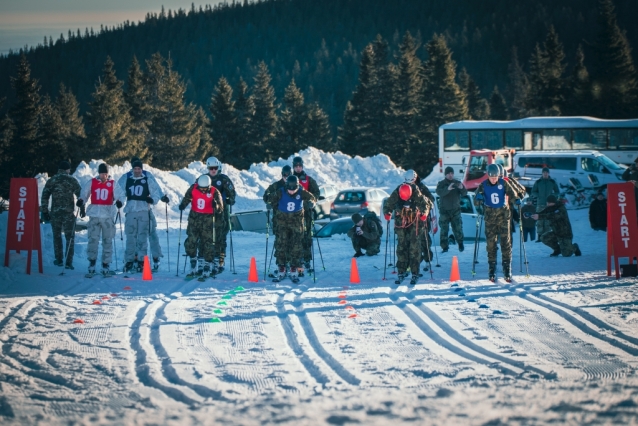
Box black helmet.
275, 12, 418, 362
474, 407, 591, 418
282, 165, 292, 177
487, 164, 500, 177
286, 175, 299, 191
292, 156, 303, 167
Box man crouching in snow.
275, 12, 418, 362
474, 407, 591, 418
531, 194, 581, 257
347, 212, 381, 257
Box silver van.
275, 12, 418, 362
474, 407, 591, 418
513, 150, 625, 191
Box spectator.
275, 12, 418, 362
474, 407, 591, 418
531, 167, 560, 242
521, 198, 536, 242
589, 190, 607, 232
347, 213, 381, 257
532, 194, 581, 257
435, 166, 467, 253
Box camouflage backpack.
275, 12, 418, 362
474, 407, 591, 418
364, 211, 383, 236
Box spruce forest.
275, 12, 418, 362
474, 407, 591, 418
0, 0, 637, 198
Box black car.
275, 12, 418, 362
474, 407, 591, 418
316, 217, 353, 237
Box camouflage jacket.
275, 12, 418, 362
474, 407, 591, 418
383, 184, 432, 221
347, 218, 381, 242
263, 179, 286, 209
294, 171, 320, 197
41, 170, 81, 214
538, 203, 573, 239
203, 173, 236, 207
268, 187, 316, 224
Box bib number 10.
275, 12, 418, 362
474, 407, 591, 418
129, 185, 144, 197
94, 188, 110, 200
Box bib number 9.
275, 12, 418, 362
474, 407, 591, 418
491, 193, 500, 204
197, 199, 206, 210
287, 202, 296, 212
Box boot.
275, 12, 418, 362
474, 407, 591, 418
88, 259, 97, 274
488, 261, 496, 282
277, 265, 287, 280
53, 259, 64, 267
65, 263, 74, 270
152, 257, 160, 272
573, 243, 581, 257
458, 242, 465, 252
353, 251, 364, 258
289, 266, 299, 282
124, 261, 135, 273
188, 258, 197, 277
502, 263, 512, 283
217, 257, 225, 273
550, 249, 561, 257
101, 263, 114, 277
202, 262, 212, 278
197, 258, 205, 276
136, 261, 144, 272
304, 261, 313, 273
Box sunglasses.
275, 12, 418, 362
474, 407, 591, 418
208, 167, 219, 170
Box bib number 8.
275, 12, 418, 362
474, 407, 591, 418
491, 193, 500, 204
197, 199, 206, 210
287, 202, 296, 212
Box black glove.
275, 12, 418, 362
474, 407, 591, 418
146, 197, 153, 204
76, 199, 84, 208
161, 195, 169, 203
79, 206, 86, 218
179, 203, 186, 211
115, 200, 123, 209
41, 211, 51, 222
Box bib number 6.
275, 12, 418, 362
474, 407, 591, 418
491, 193, 500, 204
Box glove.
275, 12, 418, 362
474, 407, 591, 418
79, 206, 86, 218
115, 200, 123, 209
161, 195, 169, 203
179, 203, 186, 211
76, 199, 84, 208
384, 213, 391, 221
146, 197, 154, 204
41, 211, 51, 222
420, 214, 428, 221
475, 193, 484, 202
515, 199, 522, 206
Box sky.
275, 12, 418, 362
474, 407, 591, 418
0, 0, 226, 54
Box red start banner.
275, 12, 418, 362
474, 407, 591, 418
607, 182, 638, 279
4, 178, 43, 274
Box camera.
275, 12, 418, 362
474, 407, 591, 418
523, 212, 531, 218
356, 226, 361, 232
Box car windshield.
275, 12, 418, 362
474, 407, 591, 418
596, 155, 623, 171
316, 220, 351, 237
335, 191, 365, 203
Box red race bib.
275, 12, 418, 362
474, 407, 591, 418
191, 185, 215, 214
90, 178, 115, 205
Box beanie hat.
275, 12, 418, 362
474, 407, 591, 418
444, 166, 454, 175
352, 213, 363, 224
542, 167, 550, 173
546, 194, 558, 204
98, 163, 108, 174
131, 159, 143, 169
58, 160, 71, 170
131, 156, 141, 163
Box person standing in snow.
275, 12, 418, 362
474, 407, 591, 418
292, 156, 320, 272
412, 170, 436, 268
521, 198, 537, 242
531, 167, 560, 242
202, 157, 236, 273
474, 164, 520, 282
436, 166, 467, 253
263, 165, 292, 234
179, 175, 224, 278
383, 176, 432, 284
268, 175, 316, 281
40, 160, 82, 269
532, 194, 582, 257
115, 158, 163, 273
77, 163, 117, 276
589, 190, 607, 232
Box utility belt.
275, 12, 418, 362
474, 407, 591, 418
395, 207, 420, 230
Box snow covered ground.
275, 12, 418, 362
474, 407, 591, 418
1, 148, 638, 425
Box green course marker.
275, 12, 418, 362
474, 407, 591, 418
217, 301, 228, 306
210, 317, 222, 323
213, 309, 223, 315
235, 286, 245, 291
226, 291, 237, 296
222, 295, 232, 300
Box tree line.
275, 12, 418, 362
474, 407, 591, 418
0, 0, 636, 196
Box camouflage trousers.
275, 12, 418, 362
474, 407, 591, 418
147, 209, 163, 259
50, 211, 76, 264
274, 212, 304, 268
185, 211, 217, 262
483, 206, 512, 265
536, 205, 550, 239
439, 208, 463, 250
351, 235, 380, 255
302, 211, 313, 262
540, 231, 576, 256
213, 209, 231, 266
419, 226, 433, 263
395, 225, 421, 275
124, 210, 150, 262
87, 216, 115, 264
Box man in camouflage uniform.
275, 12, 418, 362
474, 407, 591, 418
475, 164, 521, 282
498, 164, 526, 234
383, 179, 432, 282
532, 194, 582, 257
268, 175, 316, 281
179, 175, 224, 278
263, 165, 292, 235
413, 170, 435, 267
292, 156, 320, 271
41, 161, 81, 269
203, 157, 236, 272
436, 166, 467, 253
347, 212, 381, 257
531, 167, 560, 242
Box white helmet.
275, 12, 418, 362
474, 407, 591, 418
197, 175, 211, 188
206, 156, 222, 170
404, 169, 417, 183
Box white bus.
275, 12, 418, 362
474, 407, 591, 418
439, 116, 638, 174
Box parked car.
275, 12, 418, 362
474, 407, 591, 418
316, 217, 353, 238
329, 187, 389, 220
314, 184, 339, 220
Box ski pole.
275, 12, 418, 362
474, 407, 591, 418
471, 211, 481, 276
313, 220, 325, 271
263, 210, 270, 281
117, 208, 124, 263
392, 231, 397, 274
383, 220, 390, 280
113, 211, 119, 271
432, 227, 441, 267
518, 205, 530, 277
311, 223, 316, 283
60, 209, 80, 275
212, 213, 217, 278
423, 222, 433, 279
166, 201, 170, 272
175, 210, 182, 277
228, 206, 236, 274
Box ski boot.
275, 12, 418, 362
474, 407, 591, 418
65, 263, 74, 270
502, 263, 512, 283
488, 261, 497, 282
304, 261, 313, 273
136, 260, 144, 273
409, 273, 419, 285
88, 259, 97, 275
53, 259, 64, 267
186, 258, 198, 278
102, 263, 114, 277
273, 265, 287, 282
458, 242, 465, 252
395, 272, 406, 285
124, 261, 135, 273
197, 257, 205, 276
573, 243, 581, 256
198, 263, 212, 281
217, 258, 225, 274
290, 266, 300, 284
152, 257, 160, 272
550, 249, 561, 257
353, 251, 364, 258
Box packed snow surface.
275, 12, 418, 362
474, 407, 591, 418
1, 147, 638, 425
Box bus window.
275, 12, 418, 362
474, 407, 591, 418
609, 129, 638, 149
444, 130, 469, 151
505, 130, 523, 149
471, 130, 502, 150
533, 133, 541, 150
573, 129, 606, 150
543, 130, 571, 149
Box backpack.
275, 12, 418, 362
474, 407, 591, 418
364, 211, 383, 236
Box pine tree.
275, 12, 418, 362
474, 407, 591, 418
0, 102, 13, 195
417, 34, 469, 176
489, 86, 509, 120
8, 54, 42, 177
147, 58, 200, 170
124, 56, 151, 161
458, 67, 490, 120
505, 47, 529, 119
232, 77, 255, 169
565, 45, 593, 116
251, 61, 278, 165
195, 106, 215, 160
38, 95, 67, 173
592, 0, 638, 118
278, 78, 308, 157
86, 57, 145, 165
526, 26, 566, 116
305, 102, 334, 151
367, 35, 395, 156
209, 76, 236, 163
56, 84, 85, 166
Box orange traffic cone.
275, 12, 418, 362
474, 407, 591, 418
449, 255, 460, 282
350, 258, 360, 284
248, 257, 258, 282
142, 255, 153, 281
